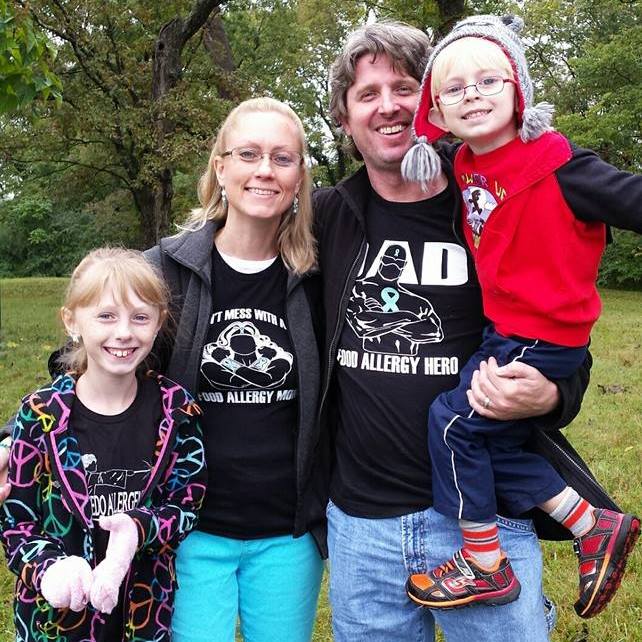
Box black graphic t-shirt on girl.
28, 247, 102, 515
197, 247, 298, 539
71, 376, 160, 641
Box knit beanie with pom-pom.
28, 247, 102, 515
402, 14, 554, 190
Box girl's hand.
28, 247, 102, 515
90, 513, 138, 614
40, 555, 93, 611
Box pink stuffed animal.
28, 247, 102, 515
40, 555, 93, 611
90, 513, 139, 614
39, 513, 139, 615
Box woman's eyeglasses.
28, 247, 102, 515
221, 147, 303, 168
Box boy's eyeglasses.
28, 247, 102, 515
437, 76, 516, 106
221, 147, 303, 169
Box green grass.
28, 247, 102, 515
1, 279, 640, 641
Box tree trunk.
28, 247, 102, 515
203, 9, 240, 102
435, 0, 466, 36
132, 185, 157, 249
133, 168, 173, 248
146, 0, 226, 244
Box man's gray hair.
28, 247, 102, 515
329, 20, 432, 125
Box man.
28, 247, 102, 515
313, 21, 601, 642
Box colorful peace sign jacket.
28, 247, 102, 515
1, 372, 207, 642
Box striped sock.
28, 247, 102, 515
460, 520, 501, 569
547, 487, 596, 538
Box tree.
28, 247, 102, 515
222, 0, 462, 185
0, 0, 61, 112
3, 0, 231, 247
1, 0, 467, 253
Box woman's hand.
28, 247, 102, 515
0, 438, 12, 503
467, 356, 559, 420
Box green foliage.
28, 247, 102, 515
0, 0, 232, 248
524, 0, 641, 168
0, 1, 61, 111
598, 230, 642, 288
0, 192, 140, 277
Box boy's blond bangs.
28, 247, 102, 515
431, 37, 514, 98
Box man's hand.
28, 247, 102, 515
467, 357, 559, 420
40, 556, 93, 611
90, 513, 138, 614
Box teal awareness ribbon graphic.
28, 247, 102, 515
381, 287, 400, 312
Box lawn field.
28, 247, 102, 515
0, 278, 640, 641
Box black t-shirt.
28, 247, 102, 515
196, 248, 298, 539
331, 187, 484, 518
71, 376, 160, 640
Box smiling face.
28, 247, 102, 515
214, 111, 303, 224
340, 53, 420, 177
429, 38, 519, 155
63, 283, 162, 383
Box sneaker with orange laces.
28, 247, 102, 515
406, 548, 521, 609
574, 508, 640, 618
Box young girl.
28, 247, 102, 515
1, 248, 207, 642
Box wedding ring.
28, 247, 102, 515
483, 396, 491, 409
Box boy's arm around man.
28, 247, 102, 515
557, 144, 642, 233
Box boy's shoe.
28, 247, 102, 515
574, 508, 640, 618
406, 548, 521, 609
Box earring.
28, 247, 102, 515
70, 334, 80, 345
221, 187, 228, 208
291, 194, 299, 216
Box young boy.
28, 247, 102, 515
401, 14, 641, 618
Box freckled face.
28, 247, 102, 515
341, 54, 421, 174
215, 111, 304, 223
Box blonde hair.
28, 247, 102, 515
59, 247, 169, 374
431, 37, 514, 100
181, 97, 316, 274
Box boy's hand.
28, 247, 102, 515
467, 357, 559, 420
40, 555, 93, 611
90, 513, 138, 613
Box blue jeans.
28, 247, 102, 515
327, 501, 555, 642
172, 530, 324, 642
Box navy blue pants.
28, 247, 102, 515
429, 326, 588, 522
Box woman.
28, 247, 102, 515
144, 97, 325, 642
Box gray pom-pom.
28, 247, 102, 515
520, 102, 555, 142
501, 15, 524, 34
401, 136, 442, 191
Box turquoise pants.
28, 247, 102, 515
172, 530, 324, 642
